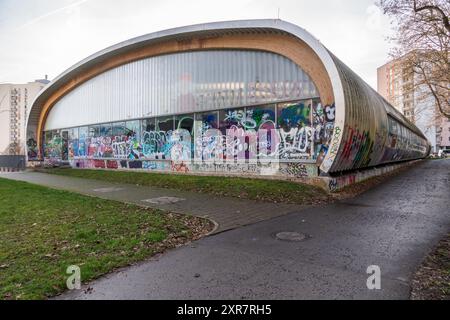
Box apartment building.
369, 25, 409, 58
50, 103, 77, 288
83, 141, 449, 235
0, 78, 49, 157
377, 57, 449, 153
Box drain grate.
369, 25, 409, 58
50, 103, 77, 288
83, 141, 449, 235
142, 196, 186, 204
275, 231, 307, 242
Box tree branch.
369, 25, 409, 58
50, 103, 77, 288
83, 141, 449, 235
416, 63, 450, 118
414, 0, 450, 33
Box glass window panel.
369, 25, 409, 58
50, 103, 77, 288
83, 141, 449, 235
95, 123, 113, 158
78, 126, 88, 157
195, 111, 218, 133
276, 101, 312, 159
219, 108, 245, 134
112, 122, 126, 137
89, 125, 100, 137
156, 116, 174, 132
125, 120, 141, 160
61, 130, 69, 161
68, 128, 79, 158
175, 114, 194, 135
44, 131, 52, 158
44, 131, 52, 142
245, 105, 275, 130
44, 130, 61, 159
126, 120, 140, 138
142, 118, 155, 132
277, 101, 311, 131
99, 123, 112, 137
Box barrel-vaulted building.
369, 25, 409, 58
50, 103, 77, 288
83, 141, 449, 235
27, 19, 429, 180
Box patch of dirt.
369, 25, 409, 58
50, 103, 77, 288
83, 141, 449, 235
411, 234, 450, 300
150, 213, 216, 255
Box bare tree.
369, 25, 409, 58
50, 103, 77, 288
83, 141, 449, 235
378, 0, 450, 118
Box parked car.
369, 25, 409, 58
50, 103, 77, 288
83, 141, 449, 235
443, 149, 450, 157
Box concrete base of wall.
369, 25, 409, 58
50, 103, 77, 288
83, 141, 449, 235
317, 160, 423, 192
27, 160, 44, 168
0, 167, 22, 172
67, 158, 320, 180
31, 157, 424, 193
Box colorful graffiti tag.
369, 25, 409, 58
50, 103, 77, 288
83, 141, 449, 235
44, 134, 62, 159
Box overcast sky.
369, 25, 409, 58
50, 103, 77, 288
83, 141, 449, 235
0, 0, 394, 89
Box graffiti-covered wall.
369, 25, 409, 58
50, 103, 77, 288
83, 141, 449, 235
43, 99, 336, 178
30, 20, 431, 181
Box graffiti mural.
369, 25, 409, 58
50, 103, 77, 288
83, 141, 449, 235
279, 162, 310, 178
313, 102, 335, 162
44, 134, 62, 159
27, 138, 38, 159
44, 99, 335, 177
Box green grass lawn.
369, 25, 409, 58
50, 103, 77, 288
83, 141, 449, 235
0, 178, 212, 300
43, 168, 331, 205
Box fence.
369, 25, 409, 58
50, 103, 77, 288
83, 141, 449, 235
0, 155, 26, 172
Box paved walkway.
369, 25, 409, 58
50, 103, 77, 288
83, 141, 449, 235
1, 171, 308, 233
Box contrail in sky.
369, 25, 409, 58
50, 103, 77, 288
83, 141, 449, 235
18, 0, 89, 30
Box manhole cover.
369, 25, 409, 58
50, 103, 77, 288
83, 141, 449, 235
275, 232, 306, 242
142, 196, 186, 204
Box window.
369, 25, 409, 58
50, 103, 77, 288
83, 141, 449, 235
277, 101, 311, 131
175, 114, 194, 135
44, 131, 52, 158
88, 125, 100, 137
142, 118, 155, 132
126, 120, 141, 160
78, 127, 88, 157
111, 122, 126, 137
156, 116, 174, 132
68, 128, 79, 158
44, 130, 62, 159
194, 111, 219, 151
219, 108, 245, 134
245, 105, 276, 130
126, 120, 140, 138
195, 111, 218, 131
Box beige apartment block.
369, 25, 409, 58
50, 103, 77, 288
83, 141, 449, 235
0, 78, 49, 157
